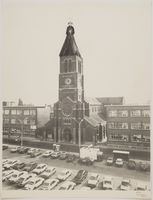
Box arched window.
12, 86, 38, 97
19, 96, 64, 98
64, 60, 68, 73
68, 60, 72, 72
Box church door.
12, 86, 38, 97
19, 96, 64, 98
63, 128, 72, 143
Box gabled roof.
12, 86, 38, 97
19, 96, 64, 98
84, 115, 106, 127
59, 24, 81, 57
85, 97, 101, 105
96, 97, 124, 105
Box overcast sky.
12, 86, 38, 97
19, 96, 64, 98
2, 0, 152, 105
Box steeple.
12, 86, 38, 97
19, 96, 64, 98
59, 22, 81, 58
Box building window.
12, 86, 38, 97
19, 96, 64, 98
108, 122, 115, 129
131, 123, 141, 130
11, 110, 16, 115
4, 109, 9, 115
78, 61, 81, 73
68, 60, 72, 72
24, 110, 30, 115
108, 110, 117, 117
30, 110, 36, 115
17, 110, 22, 115
4, 118, 9, 124
118, 110, 128, 117
64, 60, 68, 73
109, 134, 128, 142
11, 119, 16, 124
142, 123, 150, 130
142, 110, 150, 117
24, 118, 30, 125
130, 110, 141, 117
117, 123, 128, 129
63, 118, 71, 124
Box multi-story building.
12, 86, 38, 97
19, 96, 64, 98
105, 105, 150, 148
3, 101, 51, 137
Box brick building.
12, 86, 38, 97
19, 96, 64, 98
105, 105, 150, 148
3, 101, 51, 138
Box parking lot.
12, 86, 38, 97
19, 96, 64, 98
2, 144, 150, 191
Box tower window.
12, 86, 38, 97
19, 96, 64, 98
64, 60, 68, 73
68, 60, 72, 72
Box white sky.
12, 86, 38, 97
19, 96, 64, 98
2, 0, 152, 105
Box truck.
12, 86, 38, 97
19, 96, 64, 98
79, 145, 103, 165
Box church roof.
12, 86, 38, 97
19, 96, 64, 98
59, 23, 81, 57
85, 97, 101, 105
84, 115, 106, 127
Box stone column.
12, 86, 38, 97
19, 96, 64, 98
58, 128, 61, 143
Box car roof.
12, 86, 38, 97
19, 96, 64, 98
122, 179, 130, 182
37, 164, 46, 167
45, 178, 59, 183
61, 181, 75, 186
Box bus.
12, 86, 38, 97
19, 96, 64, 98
112, 150, 130, 161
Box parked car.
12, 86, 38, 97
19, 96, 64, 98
59, 152, 68, 160
57, 169, 72, 181
24, 177, 44, 190
12, 161, 25, 170
59, 181, 76, 190
39, 179, 59, 190
87, 173, 100, 188
22, 162, 37, 172
115, 158, 124, 167
16, 174, 36, 187
7, 171, 27, 184
72, 170, 88, 185
51, 151, 60, 159
3, 145, 8, 150
139, 162, 150, 172
39, 167, 56, 179
3, 160, 19, 170
18, 147, 30, 154
66, 154, 76, 163
10, 146, 21, 153
2, 170, 15, 182
101, 177, 113, 190
32, 164, 47, 175
106, 157, 114, 166
135, 183, 148, 191
78, 157, 93, 166
127, 159, 136, 170
27, 148, 37, 155
30, 149, 42, 158
42, 150, 54, 158
119, 179, 131, 191
3, 159, 11, 166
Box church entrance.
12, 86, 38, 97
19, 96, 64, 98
63, 128, 72, 143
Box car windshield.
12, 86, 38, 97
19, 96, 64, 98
12, 174, 17, 178
28, 181, 34, 185
50, 181, 56, 185
59, 187, 65, 190
108, 158, 112, 160
19, 178, 24, 181
90, 176, 97, 180
122, 181, 129, 186
7, 161, 13, 164
104, 181, 111, 184
37, 166, 42, 169
43, 182, 49, 186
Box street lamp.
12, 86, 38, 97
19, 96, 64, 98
16, 117, 28, 146
73, 118, 84, 151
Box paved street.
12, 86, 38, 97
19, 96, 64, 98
2, 145, 150, 191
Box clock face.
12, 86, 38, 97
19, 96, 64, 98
65, 78, 72, 85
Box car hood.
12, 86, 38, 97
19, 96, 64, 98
103, 183, 112, 189
88, 180, 97, 185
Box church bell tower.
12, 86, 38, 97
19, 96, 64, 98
54, 23, 86, 144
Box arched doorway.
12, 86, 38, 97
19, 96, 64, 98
63, 128, 72, 143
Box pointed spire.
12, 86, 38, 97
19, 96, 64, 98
59, 22, 81, 57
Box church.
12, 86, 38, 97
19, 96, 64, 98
53, 23, 107, 145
